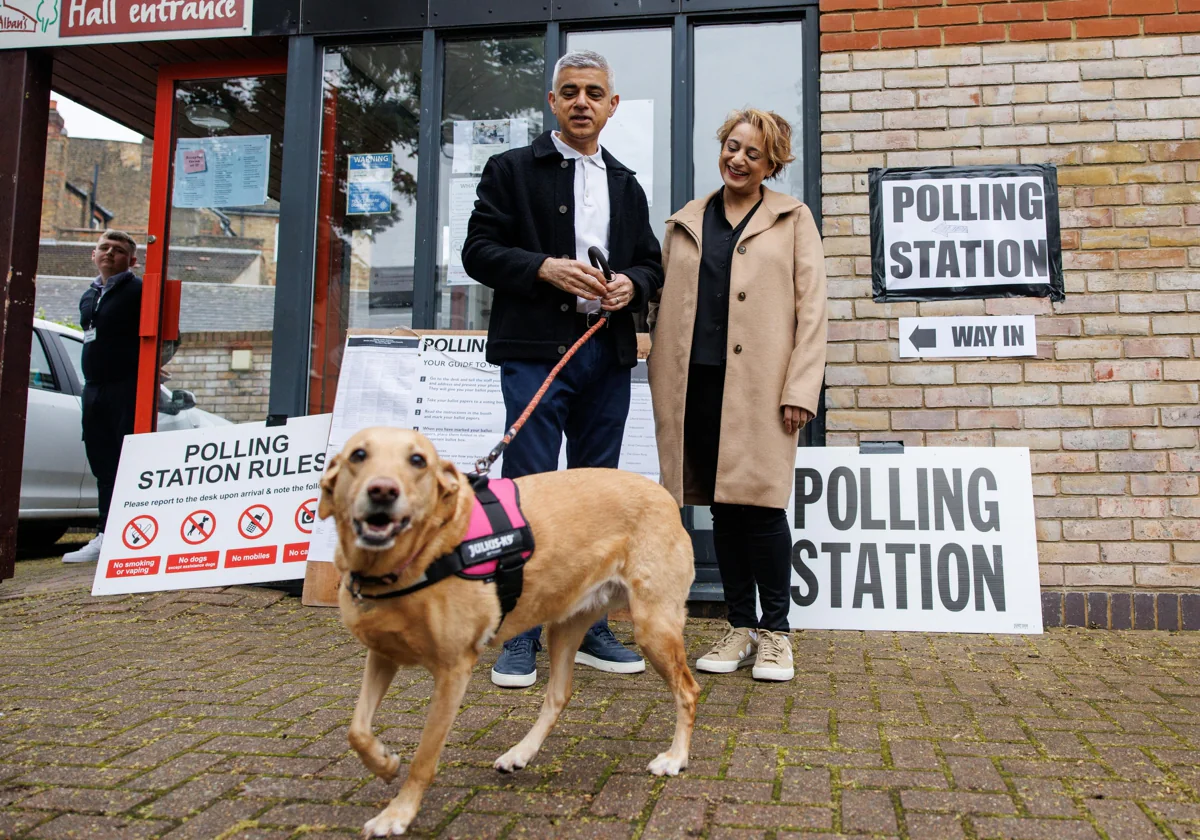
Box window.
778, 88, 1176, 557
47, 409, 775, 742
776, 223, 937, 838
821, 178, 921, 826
29, 332, 59, 392
435, 35, 546, 330
565, 28, 673, 239
692, 20, 806, 202
311, 42, 423, 413
58, 334, 85, 385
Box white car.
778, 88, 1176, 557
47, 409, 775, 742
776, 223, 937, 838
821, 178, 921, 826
20, 318, 231, 547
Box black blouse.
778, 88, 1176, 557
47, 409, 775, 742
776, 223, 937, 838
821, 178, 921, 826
690, 188, 762, 366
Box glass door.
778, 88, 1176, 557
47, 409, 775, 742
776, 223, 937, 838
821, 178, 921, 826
137, 59, 288, 433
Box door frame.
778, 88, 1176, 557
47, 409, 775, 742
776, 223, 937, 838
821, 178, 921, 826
137, 57, 290, 434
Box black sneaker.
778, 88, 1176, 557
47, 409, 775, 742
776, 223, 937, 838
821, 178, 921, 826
491, 636, 541, 688
575, 624, 646, 674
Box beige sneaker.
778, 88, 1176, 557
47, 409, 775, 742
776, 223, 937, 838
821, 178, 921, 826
752, 630, 794, 682
696, 625, 757, 673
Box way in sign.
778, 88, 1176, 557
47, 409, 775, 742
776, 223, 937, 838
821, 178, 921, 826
899, 315, 1036, 359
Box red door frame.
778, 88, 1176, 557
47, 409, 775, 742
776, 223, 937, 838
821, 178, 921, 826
137, 57, 289, 434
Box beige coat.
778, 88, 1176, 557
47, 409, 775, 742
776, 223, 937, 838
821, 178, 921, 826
648, 187, 828, 510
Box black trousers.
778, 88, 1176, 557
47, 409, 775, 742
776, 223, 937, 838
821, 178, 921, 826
685, 364, 792, 632
82, 379, 137, 533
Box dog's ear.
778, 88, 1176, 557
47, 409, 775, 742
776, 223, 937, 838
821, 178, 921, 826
318, 452, 343, 520
437, 457, 462, 504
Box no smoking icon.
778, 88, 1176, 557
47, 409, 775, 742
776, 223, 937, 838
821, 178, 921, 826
238, 504, 273, 540
180, 510, 216, 545
295, 498, 317, 535
122, 515, 159, 550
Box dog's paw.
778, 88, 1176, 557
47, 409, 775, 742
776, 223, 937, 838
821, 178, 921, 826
363, 808, 410, 837
494, 746, 534, 773
647, 752, 687, 776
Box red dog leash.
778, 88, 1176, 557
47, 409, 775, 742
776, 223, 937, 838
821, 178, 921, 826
474, 246, 616, 476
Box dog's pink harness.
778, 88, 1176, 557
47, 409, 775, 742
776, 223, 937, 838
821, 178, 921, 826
346, 476, 534, 623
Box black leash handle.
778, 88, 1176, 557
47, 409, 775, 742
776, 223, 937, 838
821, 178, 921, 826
587, 246, 615, 323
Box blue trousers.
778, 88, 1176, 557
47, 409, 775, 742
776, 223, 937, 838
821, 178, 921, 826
501, 331, 631, 642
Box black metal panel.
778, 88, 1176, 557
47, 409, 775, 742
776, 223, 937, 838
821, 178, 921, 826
302, 0, 427, 35
682, 0, 815, 11
411, 29, 442, 329
268, 36, 323, 420
429, 0, 550, 27
670, 13, 691, 211
553, 0, 678, 21
802, 11, 821, 228
255, 0, 300, 35
543, 22, 560, 131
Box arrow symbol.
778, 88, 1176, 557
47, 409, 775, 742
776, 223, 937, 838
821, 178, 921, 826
910, 326, 937, 350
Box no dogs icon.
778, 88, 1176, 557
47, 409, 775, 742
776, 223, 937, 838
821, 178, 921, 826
238, 504, 273, 540
122, 515, 159, 550
180, 510, 216, 545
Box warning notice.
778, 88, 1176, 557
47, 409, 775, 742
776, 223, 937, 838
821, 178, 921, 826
92, 414, 332, 596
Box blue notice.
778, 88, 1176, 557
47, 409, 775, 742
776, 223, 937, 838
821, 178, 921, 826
347, 153, 393, 215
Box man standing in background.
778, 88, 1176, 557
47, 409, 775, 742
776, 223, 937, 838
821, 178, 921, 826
63, 230, 142, 563
463, 50, 664, 687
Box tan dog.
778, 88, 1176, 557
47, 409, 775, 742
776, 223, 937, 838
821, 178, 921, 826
319, 427, 700, 837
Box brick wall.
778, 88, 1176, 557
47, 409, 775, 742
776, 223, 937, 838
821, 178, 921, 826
819, 34, 1200, 621
820, 0, 1200, 51
164, 331, 271, 425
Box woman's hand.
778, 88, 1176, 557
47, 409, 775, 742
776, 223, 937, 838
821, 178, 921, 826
782, 405, 813, 435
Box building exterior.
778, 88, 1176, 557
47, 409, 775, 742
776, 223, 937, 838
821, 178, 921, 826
0, 0, 1196, 621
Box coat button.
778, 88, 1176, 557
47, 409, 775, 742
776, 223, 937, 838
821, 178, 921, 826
557, 345, 567, 354
560, 160, 569, 168
738, 292, 746, 301
560, 303, 570, 312
737, 245, 746, 255
734, 344, 743, 354
558, 205, 568, 214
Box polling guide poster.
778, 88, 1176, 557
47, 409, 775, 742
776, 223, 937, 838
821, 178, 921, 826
786, 447, 1043, 634
870, 164, 1064, 303
173, 135, 271, 210
308, 333, 660, 563
92, 414, 332, 596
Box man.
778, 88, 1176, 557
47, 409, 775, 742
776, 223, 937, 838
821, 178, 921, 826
62, 230, 143, 564
463, 50, 664, 688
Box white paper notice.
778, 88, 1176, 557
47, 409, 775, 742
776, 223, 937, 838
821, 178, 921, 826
447, 178, 479, 286
600, 99, 654, 205
618, 362, 658, 482
309, 336, 420, 564
452, 118, 531, 175
173, 135, 270, 209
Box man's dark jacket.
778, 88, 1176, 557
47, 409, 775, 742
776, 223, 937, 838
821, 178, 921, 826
79, 270, 142, 384
462, 131, 664, 368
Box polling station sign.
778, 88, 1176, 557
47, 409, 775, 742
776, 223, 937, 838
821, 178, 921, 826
92, 414, 332, 596
787, 447, 1043, 634
870, 165, 1064, 303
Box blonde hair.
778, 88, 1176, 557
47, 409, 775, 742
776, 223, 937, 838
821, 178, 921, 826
716, 108, 796, 179
98, 229, 137, 256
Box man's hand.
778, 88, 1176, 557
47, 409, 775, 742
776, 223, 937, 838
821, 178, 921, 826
537, 258, 608, 299
601, 274, 635, 311
782, 405, 813, 435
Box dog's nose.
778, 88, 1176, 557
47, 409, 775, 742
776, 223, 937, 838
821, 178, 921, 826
366, 478, 400, 505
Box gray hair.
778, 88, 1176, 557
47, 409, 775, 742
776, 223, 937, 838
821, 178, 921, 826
552, 50, 615, 92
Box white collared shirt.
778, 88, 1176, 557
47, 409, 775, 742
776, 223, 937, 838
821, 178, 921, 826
551, 131, 610, 314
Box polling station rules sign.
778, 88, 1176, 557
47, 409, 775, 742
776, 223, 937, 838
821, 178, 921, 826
787, 448, 1043, 634
92, 415, 332, 596
870, 165, 1064, 303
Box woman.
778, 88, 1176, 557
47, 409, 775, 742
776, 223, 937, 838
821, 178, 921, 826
648, 108, 828, 682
